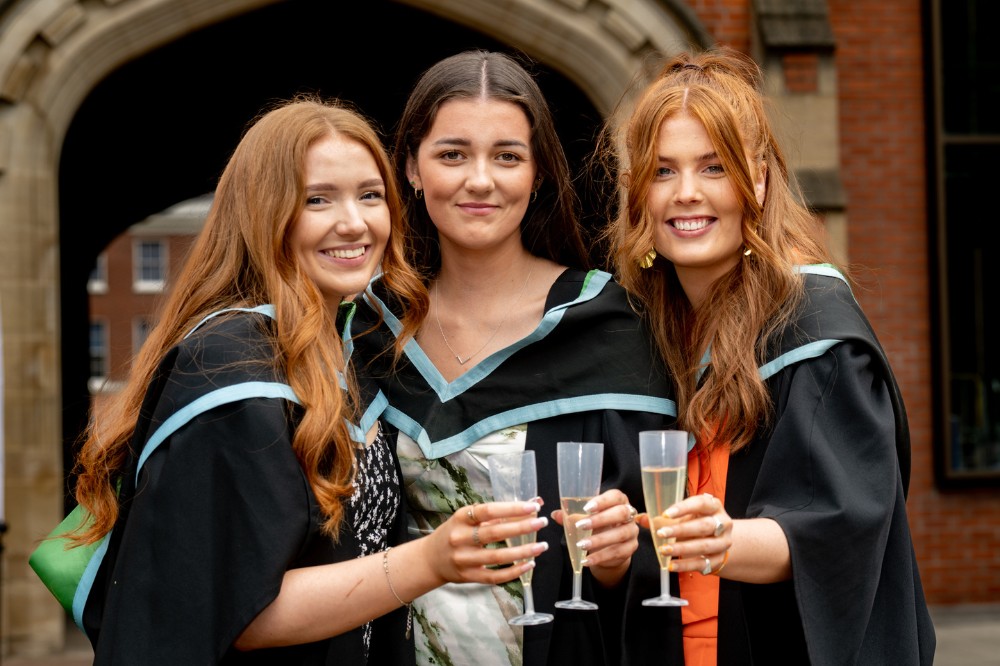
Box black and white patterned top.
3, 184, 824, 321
347, 421, 401, 654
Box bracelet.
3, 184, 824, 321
711, 549, 730, 576
382, 547, 413, 639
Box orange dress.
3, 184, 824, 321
677, 443, 729, 666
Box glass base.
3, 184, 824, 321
508, 612, 555, 625
642, 595, 688, 607
554, 598, 599, 610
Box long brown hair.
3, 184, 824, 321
603, 47, 835, 452
388, 50, 589, 355
72, 96, 423, 543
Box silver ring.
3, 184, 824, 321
625, 505, 638, 523
700, 555, 712, 576
712, 515, 725, 538
472, 525, 483, 547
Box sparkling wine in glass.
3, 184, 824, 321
554, 441, 604, 610
488, 450, 554, 625
639, 430, 689, 607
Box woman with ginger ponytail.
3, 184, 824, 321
602, 48, 934, 665
68, 96, 548, 665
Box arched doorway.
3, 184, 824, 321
0, 0, 705, 654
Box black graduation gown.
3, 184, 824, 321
83, 311, 413, 665
348, 269, 677, 666
668, 268, 935, 665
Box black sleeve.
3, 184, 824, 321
748, 341, 904, 665
93, 396, 314, 665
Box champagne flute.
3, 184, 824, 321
554, 441, 604, 610
639, 430, 689, 607
488, 450, 554, 625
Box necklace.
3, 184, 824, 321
433, 264, 536, 365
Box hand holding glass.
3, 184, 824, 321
488, 450, 554, 625
639, 430, 689, 607
554, 441, 604, 610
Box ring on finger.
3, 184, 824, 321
700, 555, 712, 576
625, 505, 638, 523
472, 525, 483, 547
466, 505, 480, 524
711, 514, 725, 538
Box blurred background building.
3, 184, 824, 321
0, 0, 997, 657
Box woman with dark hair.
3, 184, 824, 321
68, 96, 547, 665
349, 50, 674, 665
602, 47, 935, 665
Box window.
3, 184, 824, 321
89, 319, 108, 384
88, 252, 108, 294
932, 0, 1000, 483
133, 239, 167, 293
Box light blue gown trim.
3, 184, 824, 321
385, 393, 677, 460
362, 270, 613, 401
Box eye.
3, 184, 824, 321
439, 150, 464, 161
360, 189, 386, 202
655, 166, 674, 178
305, 195, 328, 206
704, 164, 725, 176
497, 151, 522, 163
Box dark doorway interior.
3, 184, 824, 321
58, 0, 605, 508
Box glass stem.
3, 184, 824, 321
524, 583, 536, 614
660, 568, 671, 597
572, 572, 583, 600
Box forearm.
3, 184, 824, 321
235, 538, 440, 649
722, 517, 790, 584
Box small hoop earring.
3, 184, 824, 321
531, 189, 538, 203
743, 246, 752, 257
414, 188, 423, 200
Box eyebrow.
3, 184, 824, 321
658, 151, 719, 163
431, 137, 530, 149
305, 177, 384, 192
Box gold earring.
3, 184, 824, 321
639, 248, 657, 269
414, 188, 423, 200
743, 246, 752, 257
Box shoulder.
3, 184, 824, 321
168, 310, 284, 387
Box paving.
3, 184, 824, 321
4, 604, 999, 665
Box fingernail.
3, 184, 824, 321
580, 558, 590, 566
583, 499, 597, 513
665, 507, 679, 518
532, 541, 549, 554
522, 560, 537, 572
524, 502, 541, 513
668, 561, 677, 572
657, 527, 673, 538
660, 545, 673, 555
575, 518, 593, 530
576, 539, 592, 550
532, 517, 548, 529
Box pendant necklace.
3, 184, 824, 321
433, 263, 536, 365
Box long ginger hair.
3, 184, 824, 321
603, 47, 836, 452
71, 96, 423, 543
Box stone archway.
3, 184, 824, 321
0, 0, 706, 655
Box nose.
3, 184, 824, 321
334, 202, 367, 236
465, 158, 495, 194
673, 171, 702, 204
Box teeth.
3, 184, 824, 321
324, 247, 365, 259
673, 218, 710, 231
